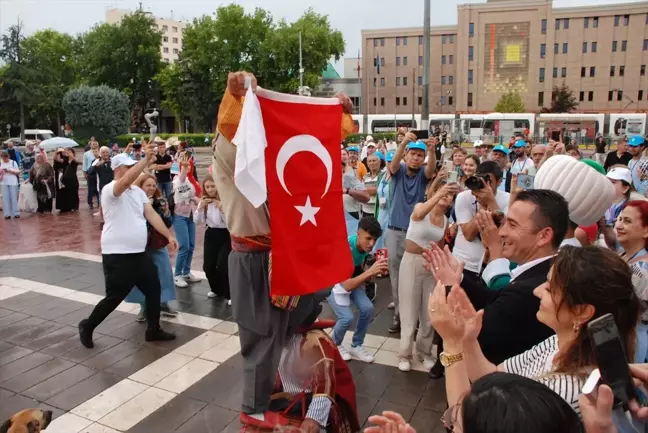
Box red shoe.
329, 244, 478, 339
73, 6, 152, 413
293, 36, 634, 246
240, 411, 291, 430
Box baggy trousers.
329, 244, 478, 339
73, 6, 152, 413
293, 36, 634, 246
386, 228, 407, 315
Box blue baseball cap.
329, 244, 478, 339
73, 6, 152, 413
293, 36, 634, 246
628, 135, 646, 147
374, 151, 385, 161
513, 139, 527, 148
492, 145, 509, 155
386, 151, 395, 162
407, 141, 427, 152
347, 146, 359, 153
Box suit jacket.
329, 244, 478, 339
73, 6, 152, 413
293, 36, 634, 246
462, 258, 554, 365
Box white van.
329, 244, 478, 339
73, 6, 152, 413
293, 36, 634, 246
23, 129, 55, 141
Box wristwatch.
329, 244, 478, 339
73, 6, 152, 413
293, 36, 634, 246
439, 352, 464, 368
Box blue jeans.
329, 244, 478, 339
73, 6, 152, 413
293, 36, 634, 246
159, 182, 172, 203
2, 184, 19, 217
126, 248, 177, 304
173, 215, 196, 276
328, 287, 374, 348
636, 322, 648, 363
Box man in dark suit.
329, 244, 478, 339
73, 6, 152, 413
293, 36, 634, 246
428, 190, 569, 372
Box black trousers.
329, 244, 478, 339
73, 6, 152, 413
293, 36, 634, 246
37, 198, 53, 213
203, 227, 231, 299
87, 175, 99, 206
87, 252, 161, 331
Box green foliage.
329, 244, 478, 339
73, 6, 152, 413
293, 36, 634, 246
344, 133, 395, 144
62, 85, 130, 140
114, 133, 214, 147
493, 91, 526, 113
543, 83, 579, 113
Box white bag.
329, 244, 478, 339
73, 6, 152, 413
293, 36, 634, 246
19, 182, 38, 212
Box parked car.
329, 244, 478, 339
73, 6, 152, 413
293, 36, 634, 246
3, 129, 55, 149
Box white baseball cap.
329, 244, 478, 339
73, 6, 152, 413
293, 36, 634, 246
111, 153, 138, 170
473, 140, 483, 147
607, 166, 632, 184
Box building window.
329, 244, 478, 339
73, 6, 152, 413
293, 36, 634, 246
403, 76, 408, 86
590, 66, 596, 77
442, 35, 446, 44
396, 97, 400, 106
644, 40, 648, 51
449, 75, 454, 85
469, 22, 474, 37
612, 41, 617, 52
403, 56, 408, 66
449, 55, 454, 64
418, 96, 422, 105
563, 43, 568, 54
468, 69, 473, 84
618, 90, 623, 101
620, 65, 625, 77
469, 46, 474, 61
614, 15, 620, 26
555, 19, 560, 30
381, 57, 385, 66
440, 96, 446, 105
610, 65, 615, 77
396, 77, 401, 86
172, 26, 178, 32
449, 96, 453, 105
579, 91, 585, 102
163, 47, 169, 53
163, 58, 169, 63
642, 65, 646, 76
173, 48, 178, 54
404, 97, 408, 105
609, 90, 614, 101
624, 14, 629, 26
553, 67, 558, 78
554, 43, 559, 54
381, 78, 385, 86
381, 38, 385, 46
468, 93, 473, 107
173, 37, 178, 43
373, 78, 377, 87
538, 91, 544, 106
418, 36, 423, 45
541, 19, 547, 35
541, 43, 546, 58
581, 67, 586, 77
419, 56, 423, 65
646, 13, 648, 24
539, 67, 545, 82
374, 39, 378, 47
592, 42, 597, 53
582, 42, 587, 54
442, 76, 446, 85
163, 36, 168, 42
162, 25, 168, 31
418, 75, 423, 85
593, 17, 599, 27
373, 98, 376, 106
396, 57, 401, 66
640, 90, 645, 101
561, 67, 567, 78
381, 97, 385, 106
396, 37, 401, 46
584, 17, 589, 28
442, 55, 446, 64
589, 91, 594, 101
449, 35, 454, 43
564, 18, 570, 29
403, 37, 408, 45
622, 40, 627, 51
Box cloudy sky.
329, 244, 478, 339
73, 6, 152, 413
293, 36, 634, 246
0, 0, 643, 76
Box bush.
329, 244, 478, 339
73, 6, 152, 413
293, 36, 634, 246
63, 85, 130, 141
345, 132, 396, 144
114, 133, 215, 147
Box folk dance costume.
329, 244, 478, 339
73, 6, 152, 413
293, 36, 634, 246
212, 83, 354, 429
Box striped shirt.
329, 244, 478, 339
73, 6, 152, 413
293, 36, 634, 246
503, 335, 584, 415
278, 334, 332, 428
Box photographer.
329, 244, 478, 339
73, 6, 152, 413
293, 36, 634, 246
328, 216, 388, 363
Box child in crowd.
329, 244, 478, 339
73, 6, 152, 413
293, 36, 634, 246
172, 155, 201, 287
194, 175, 231, 304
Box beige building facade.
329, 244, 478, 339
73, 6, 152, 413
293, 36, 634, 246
106, 8, 186, 64
362, 0, 648, 114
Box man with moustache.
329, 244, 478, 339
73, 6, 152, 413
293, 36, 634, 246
530, 145, 546, 170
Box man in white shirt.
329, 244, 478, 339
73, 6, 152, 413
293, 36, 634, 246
510, 140, 535, 175
78, 148, 179, 348
453, 161, 510, 285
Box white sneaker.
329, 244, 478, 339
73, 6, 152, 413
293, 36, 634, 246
184, 273, 202, 283
227, 299, 232, 306
423, 356, 436, 371
174, 276, 189, 288
337, 345, 352, 361
398, 359, 411, 372
207, 291, 217, 298
350, 345, 375, 363
387, 302, 395, 310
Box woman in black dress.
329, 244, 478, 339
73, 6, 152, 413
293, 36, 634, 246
55, 148, 79, 212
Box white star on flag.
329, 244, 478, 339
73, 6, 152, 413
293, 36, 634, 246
295, 196, 320, 226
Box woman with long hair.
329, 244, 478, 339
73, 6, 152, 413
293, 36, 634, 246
397, 179, 457, 372
459, 154, 480, 190
172, 154, 201, 287
29, 152, 55, 213
195, 175, 231, 303
431, 245, 640, 418
614, 200, 648, 362
55, 148, 79, 212
374, 152, 394, 251
362, 153, 384, 217
126, 174, 177, 321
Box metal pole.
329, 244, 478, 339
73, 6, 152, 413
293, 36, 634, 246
422, 0, 431, 131
412, 68, 415, 123
299, 32, 304, 91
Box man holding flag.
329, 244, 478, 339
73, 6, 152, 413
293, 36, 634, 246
212, 71, 355, 430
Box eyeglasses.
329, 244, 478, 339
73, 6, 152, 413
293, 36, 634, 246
441, 404, 462, 432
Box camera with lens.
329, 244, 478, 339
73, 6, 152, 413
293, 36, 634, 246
464, 173, 491, 191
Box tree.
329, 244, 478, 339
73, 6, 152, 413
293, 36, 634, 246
543, 83, 579, 113
494, 91, 525, 113
79, 11, 162, 131
62, 85, 130, 140
155, 64, 186, 132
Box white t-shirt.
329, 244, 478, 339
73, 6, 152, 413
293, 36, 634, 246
0, 160, 20, 186
453, 188, 510, 273
510, 157, 535, 175
100, 181, 149, 254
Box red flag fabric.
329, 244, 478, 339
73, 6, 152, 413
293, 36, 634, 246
259, 92, 353, 297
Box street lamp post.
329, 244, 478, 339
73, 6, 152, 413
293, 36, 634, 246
422, 0, 431, 131
5, 124, 11, 139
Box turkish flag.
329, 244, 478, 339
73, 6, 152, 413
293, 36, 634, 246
259, 92, 353, 297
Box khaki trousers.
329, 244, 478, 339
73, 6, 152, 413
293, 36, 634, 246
397, 251, 435, 359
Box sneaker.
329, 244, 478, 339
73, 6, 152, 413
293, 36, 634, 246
174, 276, 189, 288
428, 358, 445, 379
398, 359, 411, 372
350, 345, 375, 363
184, 273, 202, 283
387, 302, 395, 310
422, 356, 436, 371
78, 319, 94, 349
145, 328, 177, 342
207, 291, 217, 298
337, 344, 352, 361
136, 307, 147, 323
160, 303, 178, 317
388, 316, 401, 334
227, 299, 232, 306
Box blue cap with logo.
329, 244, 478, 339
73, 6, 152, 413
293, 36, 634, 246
347, 146, 359, 153
386, 151, 395, 162
374, 151, 385, 161
513, 139, 527, 148
407, 140, 427, 152
492, 144, 509, 155
628, 135, 646, 147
